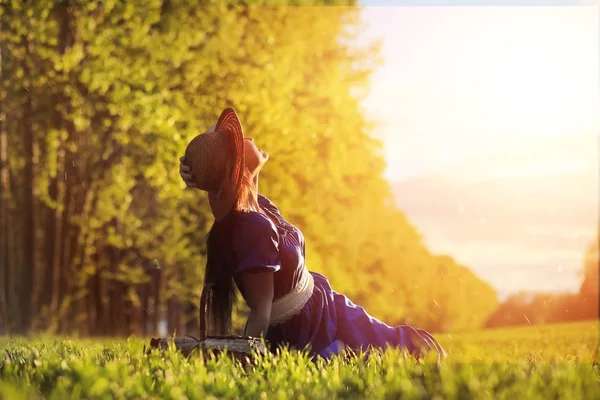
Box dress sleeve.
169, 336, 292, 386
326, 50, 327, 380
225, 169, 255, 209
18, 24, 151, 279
233, 213, 281, 275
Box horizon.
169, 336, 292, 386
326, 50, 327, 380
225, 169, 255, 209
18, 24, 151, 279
357, 3, 598, 299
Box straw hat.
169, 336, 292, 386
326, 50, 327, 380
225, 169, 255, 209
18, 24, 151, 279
184, 108, 245, 221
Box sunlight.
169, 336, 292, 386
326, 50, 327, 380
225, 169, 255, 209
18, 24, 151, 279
360, 6, 598, 180
360, 5, 599, 300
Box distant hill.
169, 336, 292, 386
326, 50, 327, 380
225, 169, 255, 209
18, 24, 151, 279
391, 143, 597, 297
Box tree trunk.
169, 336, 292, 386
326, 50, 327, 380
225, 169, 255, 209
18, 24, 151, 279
108, 245, 126, 336
77, 287, 88, 336
6, 168, 19, 333
141, 277, 150, 336
184, 300, 196, 336
93, 247, 109, 336
0, 121, 8, 334
42, 180, 57, 318
124, 285, 133, 336
130, 285, 142, 337
0, 18, 10, 333
59, 179, 74, 335
168, 294, 184, 337
167, 297, 174, 336
87, 271, 96, 335
49, 129, 65, 327
49, 5, 71, 333
151, 267, 161, 335
21, 35, 36, 333
30, 133, 41, 329
100, 273, 109, 335
116, 281, 126, 336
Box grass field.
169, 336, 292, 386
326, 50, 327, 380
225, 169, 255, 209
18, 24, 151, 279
1, 320, 598, 399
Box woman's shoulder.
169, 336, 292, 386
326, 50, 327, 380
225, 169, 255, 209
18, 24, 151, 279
232, 211, 281, 274
258, 193, 281, 214
235, 209, 278, 240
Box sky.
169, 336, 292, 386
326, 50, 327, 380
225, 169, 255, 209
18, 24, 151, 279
356, 3, 598, 299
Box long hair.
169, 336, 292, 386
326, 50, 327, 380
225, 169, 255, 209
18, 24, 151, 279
204, 167, 257, 334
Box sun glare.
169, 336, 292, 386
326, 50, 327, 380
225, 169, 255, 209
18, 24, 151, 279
360, 5, 598, 297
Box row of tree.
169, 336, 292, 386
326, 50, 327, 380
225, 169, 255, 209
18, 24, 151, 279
1, 0, 565, 338
486, 234, 598, 328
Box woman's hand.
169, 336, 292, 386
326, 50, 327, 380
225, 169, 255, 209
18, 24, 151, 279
179, 156, 197, 188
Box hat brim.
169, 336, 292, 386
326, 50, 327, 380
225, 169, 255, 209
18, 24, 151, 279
208, 108, 245, 221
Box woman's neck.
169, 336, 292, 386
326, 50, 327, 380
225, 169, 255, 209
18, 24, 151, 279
253, 174, 259, 203
239, 173, 261, 214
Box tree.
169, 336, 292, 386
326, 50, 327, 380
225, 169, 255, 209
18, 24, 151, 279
1, 1, 497, 336
577, 232, 598, 319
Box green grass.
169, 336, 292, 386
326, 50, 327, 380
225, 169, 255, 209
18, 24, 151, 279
0, 321, 598, 399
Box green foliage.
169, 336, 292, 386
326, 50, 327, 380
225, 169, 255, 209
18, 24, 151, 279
577, 231, 599, 318
1, 321, 599, 399
1, 0, 498, 336
485, 232, 599, 329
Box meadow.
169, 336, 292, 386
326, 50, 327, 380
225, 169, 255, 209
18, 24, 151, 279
0, 321, 598, 399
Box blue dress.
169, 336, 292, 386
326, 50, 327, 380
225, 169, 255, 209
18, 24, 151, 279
232, 194, 447, 361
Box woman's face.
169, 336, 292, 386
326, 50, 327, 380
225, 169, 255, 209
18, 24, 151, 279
244, 137, 268, 176
206, 123, 267, 175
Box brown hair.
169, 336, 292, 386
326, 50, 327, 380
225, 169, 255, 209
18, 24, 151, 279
204, 166, 257, 334
234, 168, 259, 213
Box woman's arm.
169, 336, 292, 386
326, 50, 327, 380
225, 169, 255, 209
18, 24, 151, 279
238, 271, 274, 338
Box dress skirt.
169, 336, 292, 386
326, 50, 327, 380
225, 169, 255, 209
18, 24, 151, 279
266, 272, 447, 361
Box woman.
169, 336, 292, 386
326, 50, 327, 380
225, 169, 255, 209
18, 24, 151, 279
179, 108, 447, 362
